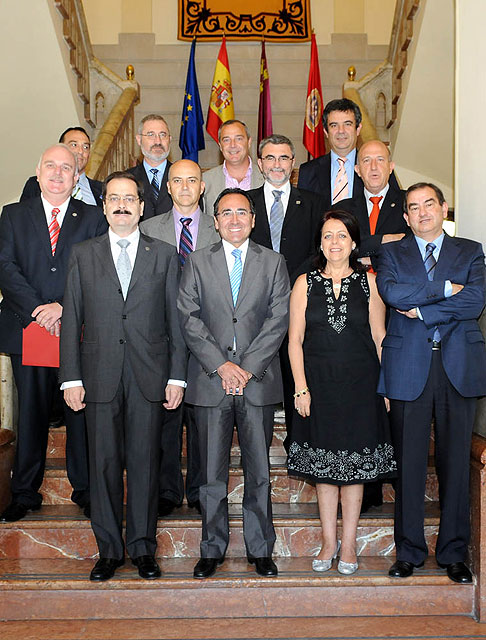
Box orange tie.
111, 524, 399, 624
49, 208, 61, 256
369, 196, 383, 235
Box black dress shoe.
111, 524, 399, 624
187, 500, 201, 514
193, 557, 224, 579
248, 556, 278, 577
157, 498, 182, 517
0, 502, 41, 522
90, 558, 124, 581
388, 560, 424, 578
439, 561, 473, 584
132, 555, 161, 579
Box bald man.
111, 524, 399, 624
140, 159, 219, 516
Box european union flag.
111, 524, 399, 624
179, 39, 205, 162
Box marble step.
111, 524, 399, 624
0, 556, 472, 621
39, 455, 440, 505
0, 502, 440, 560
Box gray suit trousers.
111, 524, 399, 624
195, 395, 275, 558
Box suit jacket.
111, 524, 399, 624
376, 233, 486, 401
139, 209, 220, 250
0, 197, 107, 354
298, 151, 400, 211
59, 232, 187, 403
127, 162, 172, 219
335, 184, 409, 258
202, 163, 264, 216
248, 184, 323, 280
20, 175, 103, 204
177, 240, 290, 407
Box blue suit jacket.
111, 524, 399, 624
376, 233, 486, 401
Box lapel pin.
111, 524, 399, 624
72, 212, 78, 217
391, 203, 395, 208
296, 200, 301, 205
145, 246, 150, 251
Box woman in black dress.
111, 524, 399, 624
287, 210, 396, 574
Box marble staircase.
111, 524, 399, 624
0, 418, 478, 625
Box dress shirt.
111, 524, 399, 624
142, 159, 167, 185
414, 233, 452, 326
41, 195, 70, 227
222, 158, 253, 190
364, 184, 390, 216
172, 206, 201, 248
72, 172, 97, 205
330, 148, 357, 195
221, 238, 249, 272
262, 180, 291, 224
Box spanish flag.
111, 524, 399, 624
206, 36, 234, 143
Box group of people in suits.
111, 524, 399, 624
0, 97, 484, 586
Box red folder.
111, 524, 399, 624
22, 322, 60, 368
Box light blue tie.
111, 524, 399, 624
116, 239, 132, 299
269, 190, 284, 252
230, 248, 242, 307
424, 242, 437, 281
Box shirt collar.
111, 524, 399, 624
172, 206, 201, 224
108, 226, 140, 247
331, 148, 357, 164
364, 183, 389, 202
263, 179, 291, 198
41, 194, 71, 217
143, 159, 167, 175
414, 232, 445, 255
222, 237, 249, 260
222, 157, 252, 179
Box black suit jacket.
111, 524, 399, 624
248, 185, 323, 281
298, 151, 400, 211
127, 162, 172, 220
335, 184, 409, 258
20, 175, 103, 204
0, 197, 107, 354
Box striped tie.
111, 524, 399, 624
230, 248, 242, 306
269, 190, 284, 252
150, 168, 160, 202
424, 243, 437, 281
49, 208, 61, 256
332, 157, 349, 203
179, 217, 193, 266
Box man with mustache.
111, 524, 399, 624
127, 114, 173, 219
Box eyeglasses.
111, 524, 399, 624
215, 209, 253, 218
261, 155, 293, 163
105, 195, 139, 204
140, 132, 169, 140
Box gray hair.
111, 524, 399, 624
258, 134, 295, 158
137, 114, 170, 135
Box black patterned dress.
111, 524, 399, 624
287, 270, 396, 485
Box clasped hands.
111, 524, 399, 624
32, 302, 62, 336
217, 361, 252, 395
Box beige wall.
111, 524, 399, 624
391, 0, 454, 203
84, 0, 394, 46
0, 0, 81, 207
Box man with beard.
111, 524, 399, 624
127, 114, 173, 219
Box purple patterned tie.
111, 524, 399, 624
179, 217, 193, 266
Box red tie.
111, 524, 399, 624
49, 208, 60, 256
369, 196, 383, 235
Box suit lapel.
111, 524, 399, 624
92, 234, 120, 287
235, 241, 264, 310
195, 216, 216, 249
375, 188, 402, 234
253, 187, 271, 244
434, 234, 461, 281
156, 212, 177, 245
56, 198, 82, 257
400, 233, 427, 278
28, 198, 52, 261
209, 242, 234, 311
282, 187, 303, 230
127, 234, 154, 295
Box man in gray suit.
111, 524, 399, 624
202, 120, 264, 215
60, 171, 186, 582
178, 188, 290, 579
140, 159, 219, 517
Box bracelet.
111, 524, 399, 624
293, 387, 309, 399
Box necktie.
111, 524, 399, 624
332, 157, 349, 203
230, 248, 243, 307
369, 196, 383, 235
269, 190, 284, 252
424, 242, 437, 281
116, 239, 132, 299
179, 217, 193, 266
150, 168, 160, 202
49, 208, 61, 256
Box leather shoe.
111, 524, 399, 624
157, 498, 182, 517
248, 556, 278, 577
0, 502, 41, 522
187, 500, 201, 514
193, 557, 224, 579
440, 561, 472, 584
388, 560, 424, 578
132, 555, 161, 579
90, 558, 124, 581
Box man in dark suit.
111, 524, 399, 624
377, 182, 486, 584
178, 188, 290, 579
0, 144, 107, 522
21, 127, 102, 205
60, 171, 186, 581
140, 159, 219, 517
127, 114, 173, 219
249, 134, 323, 448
